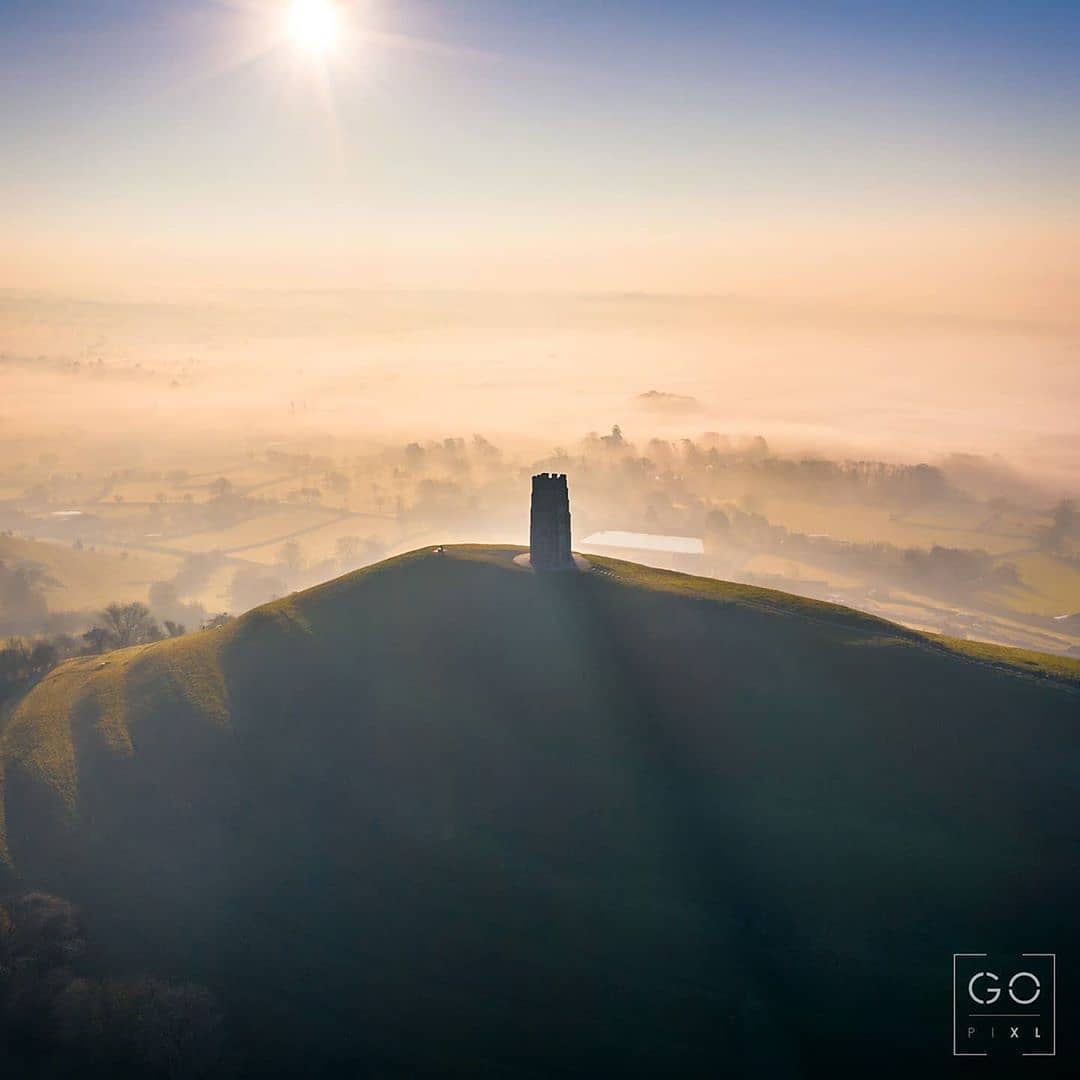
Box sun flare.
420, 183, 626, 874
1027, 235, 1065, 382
287, 0, 341, 56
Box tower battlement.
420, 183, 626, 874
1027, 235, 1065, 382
530, 473, 572, 570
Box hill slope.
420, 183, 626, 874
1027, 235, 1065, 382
1, 546, 1078, 1076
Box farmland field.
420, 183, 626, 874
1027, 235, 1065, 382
1004, 552, 1080, 616
238, 513, 397, 566
0, 534, 179, 612
764, 496, 1031, 554
168, 507, 337, 554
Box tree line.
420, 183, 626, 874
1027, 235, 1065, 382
1, 603, 232, 709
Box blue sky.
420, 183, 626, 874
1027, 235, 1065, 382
1, 0, 1077, 302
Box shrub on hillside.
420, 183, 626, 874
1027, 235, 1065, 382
0, 892, 223, 1077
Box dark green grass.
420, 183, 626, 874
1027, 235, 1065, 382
1, 545, 1077, 1076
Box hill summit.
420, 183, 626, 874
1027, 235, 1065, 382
1, 546, 1077, 1076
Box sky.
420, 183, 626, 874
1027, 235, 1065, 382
2, 0, 1078, 318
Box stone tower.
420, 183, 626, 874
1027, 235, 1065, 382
530, 473, 572, 570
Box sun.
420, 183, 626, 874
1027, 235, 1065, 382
287, 0, 341, 56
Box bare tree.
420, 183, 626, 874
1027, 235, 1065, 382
277, 540, 305, 577
0, 560, 58, 633
335, 535, 362, 565
96, 602, 162, 648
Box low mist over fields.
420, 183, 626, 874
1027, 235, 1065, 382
3, 289, 1078, 477
2, 289, 1078, 666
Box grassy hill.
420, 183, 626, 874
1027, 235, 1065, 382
1, 546, 1078, 1076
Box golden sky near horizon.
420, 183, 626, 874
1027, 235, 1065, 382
1, 2, 1076, 325
6, 212, 1078, 328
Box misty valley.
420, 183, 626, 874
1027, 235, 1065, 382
2, 406, 1077, 673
